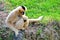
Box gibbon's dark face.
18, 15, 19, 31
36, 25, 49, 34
19, 6, 25, 15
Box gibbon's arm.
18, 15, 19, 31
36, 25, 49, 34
5, 12, 19, 36
5, 11, 17, 27
28, 16, 43, 23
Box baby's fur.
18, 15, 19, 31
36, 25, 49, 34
5, 6, 43, 36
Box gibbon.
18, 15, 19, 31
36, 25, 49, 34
5, 6, 43, 36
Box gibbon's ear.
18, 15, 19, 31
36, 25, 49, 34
21, 6, 27, 11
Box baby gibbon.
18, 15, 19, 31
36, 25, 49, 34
5, 6, 43, 36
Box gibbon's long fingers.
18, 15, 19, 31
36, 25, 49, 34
28, 16, 43, 23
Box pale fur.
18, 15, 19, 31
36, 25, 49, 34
5, 6, 43, 36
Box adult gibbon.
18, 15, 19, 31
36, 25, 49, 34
5, 6, 43, 36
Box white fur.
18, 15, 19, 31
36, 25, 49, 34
5, 6, 43, 36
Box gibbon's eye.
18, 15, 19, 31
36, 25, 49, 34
19, 11, 24, 15
19, 9, 24, 15
22, 12, 24, 15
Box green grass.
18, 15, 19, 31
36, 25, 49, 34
4, 0, 60, 24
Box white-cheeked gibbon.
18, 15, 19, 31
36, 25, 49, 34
5, 6, 43, 36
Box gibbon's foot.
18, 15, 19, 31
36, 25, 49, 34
38, 16, 43, 20
31, 16, 43, 26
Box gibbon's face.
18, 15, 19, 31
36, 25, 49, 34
18, 6, 26, 15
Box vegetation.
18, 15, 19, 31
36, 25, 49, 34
4, 0, 60, 24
